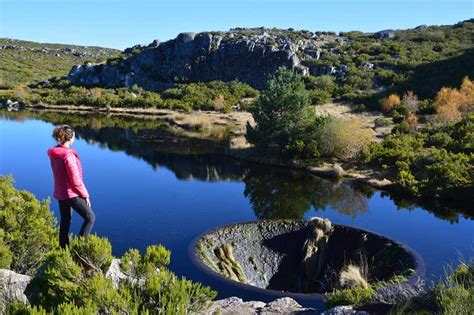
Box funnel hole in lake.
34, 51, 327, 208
195, 218, 422, 294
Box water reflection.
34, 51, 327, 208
1, 109, 471, 222
243, 167, 369, 219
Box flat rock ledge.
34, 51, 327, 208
202, 297, 369, 314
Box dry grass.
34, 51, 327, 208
339, 264, 369, 289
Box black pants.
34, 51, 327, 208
58, 196, 95, 248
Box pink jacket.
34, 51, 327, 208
47, 145, 89, 200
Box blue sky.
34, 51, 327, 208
1, 0, 472, 49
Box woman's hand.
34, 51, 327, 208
85, 198, 92, 208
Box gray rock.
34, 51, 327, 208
202, 297, 318, 314
373, 30, 395, 40
360, 61, 374, 70
105, 259, 128, 289
372, 278, 425, 305
176, 32, 196, 43
321, 305, 368, 315
0, 269, 32, 312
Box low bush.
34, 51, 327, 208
325, 286, 375, 307
364, 113, 473, 200
318, 117, 374, 160
0, 176, 57, 275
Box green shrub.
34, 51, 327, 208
325, 286, 375, 307
0, 229, 13, 269
309, 89, 331, 105
69, 235, 113, 275
390, 260, 474, 314
374, 117, 392, 127
26, 249, 83, 309
120, 248, 143, 280
365, 114, 473, 200
0, 176, 57, 275
5, 300, 99, 315
120, 244, 171, 281
74, 275, 128, 314
139, 268, 217, 314
144, 245, 171, 270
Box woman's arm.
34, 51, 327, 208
64, 151, 90, 199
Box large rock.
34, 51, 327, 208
0, 269, 31, 312
67, 28, 346, 91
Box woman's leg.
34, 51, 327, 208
70, 196, 95, 237
58, 200, 72, 248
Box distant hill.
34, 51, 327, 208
0, 38, 119, 85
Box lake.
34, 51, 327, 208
0, 109, 472, 305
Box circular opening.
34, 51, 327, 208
194, 218, 423, 295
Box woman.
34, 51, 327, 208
47, 125, 95, 248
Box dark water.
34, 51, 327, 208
0, 110, 473, 305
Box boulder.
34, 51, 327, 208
0, 269, 31, 312
105, 259, 128, 289
373, 30, 395, 40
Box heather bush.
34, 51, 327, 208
0, 176, 57, 275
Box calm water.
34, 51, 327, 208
0, 110, 473, 304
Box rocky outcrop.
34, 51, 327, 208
0, 269, 31, 312
203, 297, 373, 314
67, 28, 353, 91
373, 30, 395, 40
202, 297, 319, 314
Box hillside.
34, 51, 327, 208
0, 38, 119, 86
65, 20, 474, 102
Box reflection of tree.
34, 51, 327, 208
243, 167, 369, 219
73, 126, 249, 182
383, 192, 474, 223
